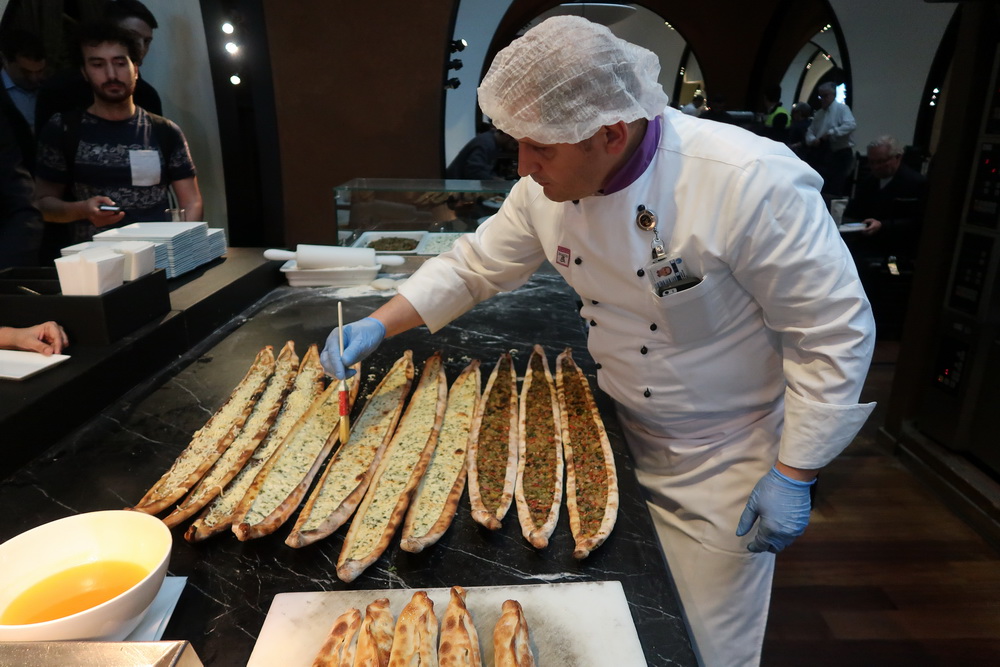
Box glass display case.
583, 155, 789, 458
333, 178, 512, 242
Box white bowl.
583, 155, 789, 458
0, 510, 171, 641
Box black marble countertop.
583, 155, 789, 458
0, 270, 696, 666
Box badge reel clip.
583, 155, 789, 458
636, 205, 700, 297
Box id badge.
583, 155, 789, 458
646, 253, 688, 296
129, 149, 161, 186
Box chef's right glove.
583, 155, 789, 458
320, 317, 386, 379
735, 466, 815, 554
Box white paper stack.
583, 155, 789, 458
93, 222, 225, 278
54, 248, 125, 295
61, 240, 157, 280
207, 228, 228, 260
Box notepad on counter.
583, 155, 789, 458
0, 350, 70, 381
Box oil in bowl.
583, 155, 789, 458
1, 560, 149, 625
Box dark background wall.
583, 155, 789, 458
263, 1, 457, 247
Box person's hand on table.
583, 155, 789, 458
735, 465, 816, 553
860, 218, 882, 236
320, 317, 386, 379
0, 321, 69, 355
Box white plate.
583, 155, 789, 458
351, 231, 426, 254
248, 581, 645, 667
279, 260, 380, 287
0, 350, 71, 380
838, 222, 868, 233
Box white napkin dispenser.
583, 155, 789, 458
54, 249, 126, 296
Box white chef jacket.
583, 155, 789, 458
399, 107, 875, 470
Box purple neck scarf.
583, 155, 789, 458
599, 115, 661, 195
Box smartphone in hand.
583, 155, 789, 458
98, 204, 121, 212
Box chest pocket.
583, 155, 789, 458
649, 271, 739, 346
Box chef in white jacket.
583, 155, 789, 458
321, 16, 875, 667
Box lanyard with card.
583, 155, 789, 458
636, 204, 701, 296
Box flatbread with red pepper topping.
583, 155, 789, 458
555, 347, 619, 559
514, 345, 563, 549
466, 353, 518, 530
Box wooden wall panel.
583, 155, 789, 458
263, 0, 456, 246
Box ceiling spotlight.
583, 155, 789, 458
444, 78, 461, 90
230, 74, 241, 85
450, 39, 467, 53
222, 22, 234, 34
448, 59, 463, 71
225, 41, 240, 55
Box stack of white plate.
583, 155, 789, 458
93, 223, 226, 278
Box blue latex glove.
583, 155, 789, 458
735, 466, 816, 554
319, 317, 386, 379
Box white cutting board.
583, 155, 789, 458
248, 580, 645, 666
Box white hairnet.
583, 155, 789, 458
478, 16, 669, 145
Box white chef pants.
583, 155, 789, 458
617, 400, 783, 667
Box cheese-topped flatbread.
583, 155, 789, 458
438, 586, 481, 667
466, 353, 518, 530
388, 591, 438, 667
400, 360, 481, 553
286, 353, 415, 548
164, 341, 299, 528
133, 345, 275, 515
514, 345, 563, 549
354, 598, 394, 667
492, 600, 535, 667
337, 352, 447, 583
556, 347, 619, 559
231, 364, 360, 541
311, 607, 361, 667
185, 345, 326, 542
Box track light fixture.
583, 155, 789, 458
450, 39, 467, 53
444, 78, 461, 90
448, 59, 463, 71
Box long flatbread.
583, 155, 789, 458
466, 353, 518, 530
387, 591, 438, 667
311, 607, 361, 667
184, 345, 326, 542
132, 346, 276, 515
285, 353, 415, 548
336, 352, 447, 583
163, 341, 300, 528
556, 347, 619, 559
492, 600, 535, 667
354, 598, 394, 667
231, 364, 361, 541
438, 586, 481, 667
514, 345, 563, 549
400, 360, 481, 553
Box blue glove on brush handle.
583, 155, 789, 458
319, 317, 386, 379
735, 466, 816, 554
